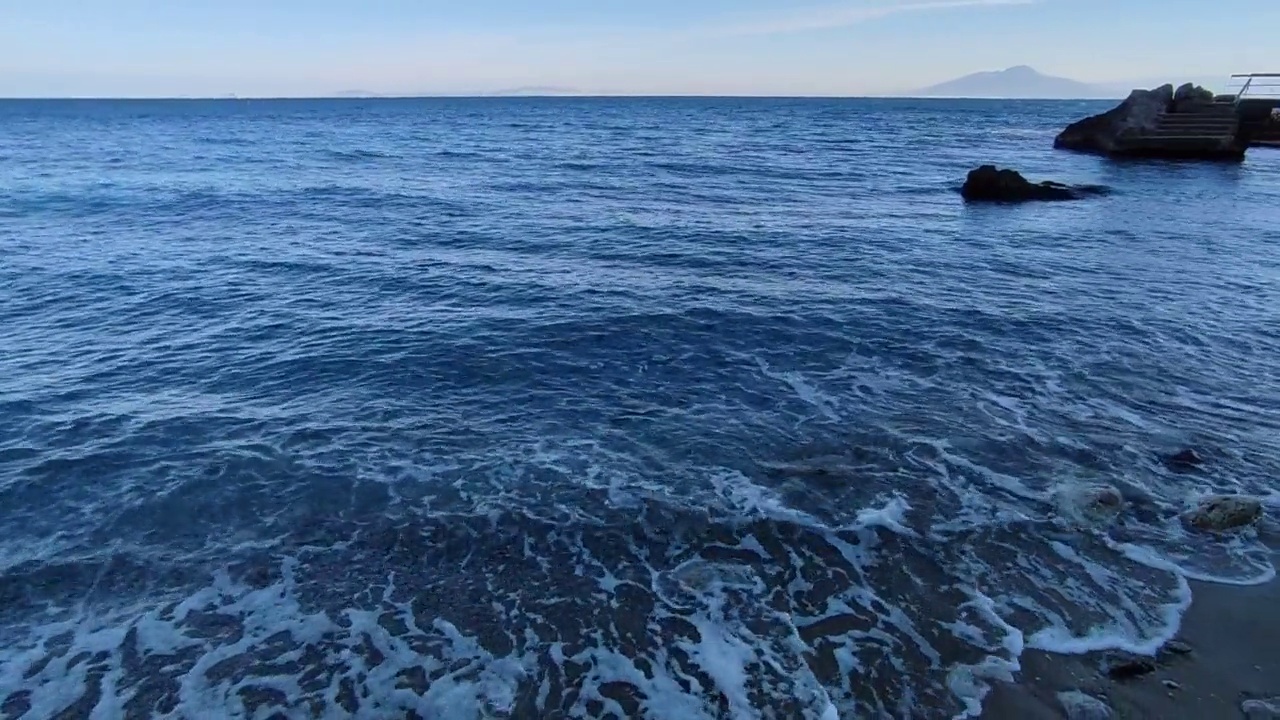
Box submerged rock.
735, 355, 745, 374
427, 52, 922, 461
960, 165, 1106, 203
1081, 485, 1124, 516
1054, 84, 1173, 154
1056, 484, 1126, 525
1183, 495, 1264, 532
1057, 690, 1112, 720
1166, 448, 1204, 470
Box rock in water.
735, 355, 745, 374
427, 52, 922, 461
1056, 484, 1125, 525
1057, 691, 1113, 720
959, 165, 1104, 203
1166, 448, 1204, 470
1054, 84, 1174, 154
1081, 485, 1124, 516
1183, 495, 1264, 532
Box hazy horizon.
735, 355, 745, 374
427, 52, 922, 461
3, 0, 1275, 99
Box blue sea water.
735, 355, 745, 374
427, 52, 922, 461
1, 97, 1279, 719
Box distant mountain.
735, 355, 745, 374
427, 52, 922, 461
333, 90, 385, 98
914, 66, 1110, 99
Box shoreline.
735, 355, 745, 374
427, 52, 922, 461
983, 567, 1280, 718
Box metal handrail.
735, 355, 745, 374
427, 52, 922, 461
1228, 74, 1280, 103
1234, 76, 1253, 102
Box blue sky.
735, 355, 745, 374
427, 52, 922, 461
2, 0, 1277, 97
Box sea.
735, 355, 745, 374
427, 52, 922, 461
1, 97, 1279, 719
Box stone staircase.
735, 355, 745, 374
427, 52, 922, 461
1114, 102, 1245, 158
1150, 103, 1240, 139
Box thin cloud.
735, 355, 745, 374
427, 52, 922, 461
704, 0, 1037, 38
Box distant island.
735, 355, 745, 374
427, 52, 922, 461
485, 86, 584, 97
325, 86, 587, 99
914, 66, 1111, 99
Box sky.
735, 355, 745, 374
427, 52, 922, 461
2, 0, 1278, 97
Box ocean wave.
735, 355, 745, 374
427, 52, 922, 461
2, 97, 1278, 717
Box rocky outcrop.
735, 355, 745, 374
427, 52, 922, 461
1173, 82, 1216, 112
1055, 83, 1246, 159
960, 165, 1106, 203
1183, 495, 1264, 532
1054, 84, 1174, 154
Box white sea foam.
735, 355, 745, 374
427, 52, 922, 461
754, 358, 841, 421
975, 391, 1037, 436
707, 469, 821, 525
656, 559, 862, 719
852, 496, 915, 536
928, 440, 1040, 503
1011, 540, 1191, 656
682, 611, 756, 719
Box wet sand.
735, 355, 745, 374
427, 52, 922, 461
983, 572, 1280, 719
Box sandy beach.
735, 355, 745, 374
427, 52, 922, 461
984, 555, 1280, 719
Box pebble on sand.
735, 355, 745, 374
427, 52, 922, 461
1102, 654, 1157, 680
1242, 696, 1280, 720
1057, 690, 1113, 720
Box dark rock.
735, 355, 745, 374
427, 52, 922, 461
1173, 82, 1210, 102
1057, 690, 1112, 720
1166, 449, 1204, 470
1055, 84, 1173, 154
1102, 654, 1157, 680
1183, 495, 1264, 532
1173, 82, 1217, 111
960, 165, 1105, 203
243, 565, 275, 588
